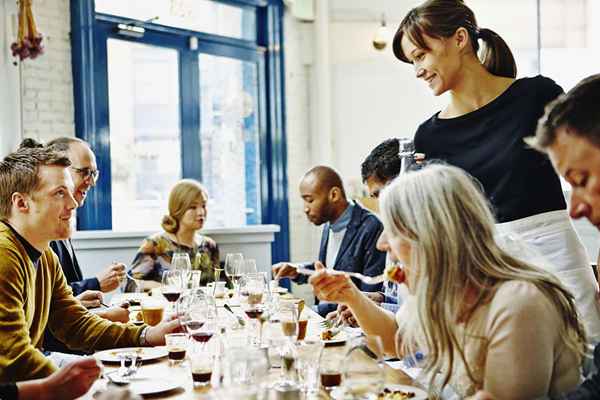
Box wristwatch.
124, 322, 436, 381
139, 326, 150, 346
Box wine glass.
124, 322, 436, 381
279, 301, 299, 343
171, 252, 191, 283
161, 270, 184, 313
241, 273, 267, 346
224, 253, 244, 296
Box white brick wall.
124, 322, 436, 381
20, 0, 75, 142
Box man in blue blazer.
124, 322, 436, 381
273, 165, 386, 316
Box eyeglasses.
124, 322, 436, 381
71, 166, 100, 182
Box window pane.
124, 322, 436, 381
107, 39, 182, 231
95, 0, 256, 41
199, 54, 261, 228
540, 0, 599, 91
468, 0, 539, 78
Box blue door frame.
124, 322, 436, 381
70, 0, 289, 263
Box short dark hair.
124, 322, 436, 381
527, 73, 600, 151
0, 147, 71, 219
361, 139, 401, 183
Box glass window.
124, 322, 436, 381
95, 0, 256, 41
107, 39, 182, 231
540, 0, 599, 91
199, 54, 261, 228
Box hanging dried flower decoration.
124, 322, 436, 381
10, 0, 44, 63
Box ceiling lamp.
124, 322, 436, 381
373, 14, 389, 51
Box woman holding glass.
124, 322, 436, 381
127, 179, 220, 291
309, 165, 586, 399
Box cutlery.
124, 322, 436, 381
104, 371, 130, 386
223, 303, 246, 327
292, 264, 385, 285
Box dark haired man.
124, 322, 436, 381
0, 146, 179, 381
272, 165, 386, 316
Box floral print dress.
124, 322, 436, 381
128, 232, 220, 288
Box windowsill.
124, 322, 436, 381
72, 224, 280, 250
73, 224, 280, 239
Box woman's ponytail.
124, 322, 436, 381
478, 28, 517, 78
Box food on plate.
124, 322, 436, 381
385, 263, 406, 284
377, 388, 416, 400
320, 328, 340, 341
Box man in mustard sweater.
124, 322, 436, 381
0, 146, 180, 382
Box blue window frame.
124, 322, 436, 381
70, 0, 289, 262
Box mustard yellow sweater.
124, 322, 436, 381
0, 222, 145, 382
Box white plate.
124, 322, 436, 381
104, 375, 180, 396
95, 347, 168, 363
331, 384, 428, 400
378, 384, 428, 400
318, 330, 347, 345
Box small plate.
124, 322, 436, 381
331, 384, 428, 400
106, 375, 180, 396
95, 347, 168, 363
318, 330, 347, 345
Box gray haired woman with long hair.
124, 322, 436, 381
309, 165, 587, 399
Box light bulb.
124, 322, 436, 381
373, 16, 388, 50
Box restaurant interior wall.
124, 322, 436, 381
324, 0, 600, 259
0, 0, 317, 274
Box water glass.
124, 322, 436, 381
343, 335, 385, 399
296, 338, 323, 394
224, 346, 269, 397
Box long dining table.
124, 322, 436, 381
80, 292, 416, 399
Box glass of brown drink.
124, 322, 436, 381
165, 333, 188, 366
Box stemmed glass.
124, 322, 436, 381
224, 253, 244, 296
179, 290, 217, 351
241, 273, 267, 346
171, 252, 191, 284
279, 301, 299, 343
161, 270, 184, 313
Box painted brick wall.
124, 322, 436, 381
20, 0, 74, 142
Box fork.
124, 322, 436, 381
223, 303, 246, 327
293, 264, 385, 285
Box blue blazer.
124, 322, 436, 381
296, 203, 386, 316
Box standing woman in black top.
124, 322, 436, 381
392, 0, 600, 341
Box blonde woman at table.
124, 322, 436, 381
309, 164, 587, 399
127, 179, 219, 291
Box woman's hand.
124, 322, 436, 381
308, 262, 361, 305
